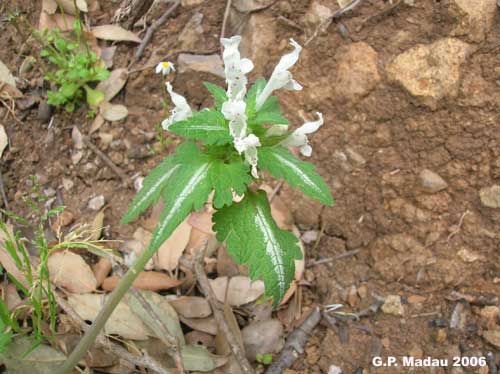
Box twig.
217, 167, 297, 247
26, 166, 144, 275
304, 0, 365, 46
193, 243, 255, 374
265, 307, 321, 374
135, 0, 181, 61
220, 0, 233, 54
82, 136, 131, 188
0, 169, 9, 209
55, 293, 177, 374
306, 249, 360, 267
129, 289, 185, 374
269, 180, 284, 203
446, 210, 470, 243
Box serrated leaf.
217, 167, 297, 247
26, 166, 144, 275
209, 160, 251, 209
149, 159, 212, 252
204, 82, 227, 110
259, 146, 334, 205
169, 110, 232, 145
253, 96, 288, 125
121, 157, 179, 224
213, 190, 302, 307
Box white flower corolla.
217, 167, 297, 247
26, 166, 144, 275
266, 124, 289, 137
221, 99, 247, 141
221, 36, 254, 100
280, 112, 323, 157
155, 61, 175, 75
255, 39, 303, 111
235, 134, 261, 178
161, 82, 192, 130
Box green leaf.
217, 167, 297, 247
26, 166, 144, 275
252, 96, 288, 126
84, 85, 104, 107
209, 160, 251, 209
258, 146, 334, 206
213, 190, 302, 307
169, 109, 232, 145
245, 78, 266, 118
204, 82, 227, 110
121, 156, 179, 224
149, 158, 212, 252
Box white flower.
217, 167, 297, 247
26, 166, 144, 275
235, 134, 261, 178
221, 36, 254, 100
155, 61, 175, 75
255, 39, 302, 111
221, 99, 247, 141
161, 82, 192, 130
266, 124, 289, 137
280, 112, 323, 157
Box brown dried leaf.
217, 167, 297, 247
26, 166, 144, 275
48, 251, 97, 293
92, 257, 111, 286
100, 46, 117, 69
0, 60, 16, 87
91, 25, 141, 43
210, 276, 265, 306
154, 218, 191, 271
3, 283, 23, 312
169, 296, 212, 319
95, 68, 128, 102
42, 0, 58, 14
100, 102, 128, 122
188, 211, 214, 234
102, 271, 182, 292
180, 316, 218, 335
0, 125, 8, 159
89, 114, 105, 134
39, 12, 76, 32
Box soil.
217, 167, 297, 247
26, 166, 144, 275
0, 0, 499, 373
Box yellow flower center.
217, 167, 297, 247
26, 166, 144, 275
161, 62, 170, 68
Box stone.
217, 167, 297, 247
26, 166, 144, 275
457, 248, 484, 263
177, 53, 224, 79
133, 176, 144, 191
240, 14, 276, 75
301, 230, 319, 244
419, 169, 448, 193
479, 306, 499, 329
87, 195, 105, 211
479, 185, 500, 208
333, 42, 381, 103
381, 295, 404, 316
305, 1, 334, 27
178, 12, 203, 49
483, 330, 500, 348
242, 319, 284, 361
328, 365, 342, 374
451, 0, 497, 42
387, 38, 471, 108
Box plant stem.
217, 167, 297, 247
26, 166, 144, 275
55, 247, 156, 373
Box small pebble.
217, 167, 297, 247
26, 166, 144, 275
37, 100, 52, 122
301, 230, 318, 244
88, 195, 105, 211
381, 295, 404, 316
134, 176, 144, 191
419, 169, 448, 193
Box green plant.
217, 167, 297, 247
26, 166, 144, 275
38, 19, 109, 112
58, 36, 333, 373
256, 353, 273, 365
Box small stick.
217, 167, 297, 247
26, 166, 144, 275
193, 243, 255, 374
220, 0, 233, 54
82, 136, 131, 188
269, 180, 284, 203
306, 249, 360, 267
265, 307, 321, 374
135, 0, 181, 61
446, 210, 470, 243
55, 293, 177, 374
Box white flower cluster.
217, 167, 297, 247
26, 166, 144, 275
157, 36, 324, 178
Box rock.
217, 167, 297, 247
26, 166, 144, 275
483, 330, 500, 348
387, 38, 471, 108
181, 0, 204, 6
333, 42, 380, 103
177, 53, 224, 79
37, 100, 52, 122
301, 230, 318, 244
133, 176, 144, 191
87, 195, 105, 211
328, 365, 342, 374
479, 185, 500, 208
419, 169, 448, 193
240, 14, 276, 75
381, 295, 404, 316
451, 0, 497, 42
241, 319, 284, 361
305, 1, 333, 27
479, 306, 499, 329
457, 248, 484, 263
178, 12, 203, 49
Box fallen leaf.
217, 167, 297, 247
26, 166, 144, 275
0, 337, 66, 373
100, 102, 128, 121
39, 12, 76, 31
127, 290, 185, 345
155, 218, 191, 271
91, 25, 141, 43
186, 331, 215, 348
89, 113, 105, 134
280, 280, 297, 306
181, 345, 227, 372
96, 68, 128, 101
48, 251, 97, 293
188, 211, 214, 234
232, 0, 275, 12
89, 209, 105, 241
185, 227, 214, 255
0, 224, 30, 287
242, 319, 284, 361
100, 45, 117, 69
169, 296, 212, 318
131, 227, 154, 270
292, 226, 305, 281
54, 0, 87, 14
71, 126, 83, 149
210, 276, 265, 306
4, 283, 23, 312
0, 60, 16, 87
180, 316, 218, 335
68, 293, 150, 340
270, 195, 294, 230
102, 271, 182, 292
0, 125, 8, 159
92, 257, 111, 286
215, 304, 244, 373
42, 0, 58, 14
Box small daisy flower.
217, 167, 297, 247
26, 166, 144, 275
280, 112, 323, 157
155, 61, 175, 75
161, 82, 192, 130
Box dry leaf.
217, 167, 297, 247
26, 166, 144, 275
100, 45, 117, 69
95, 68, 128, 102
92, 257, 111, 286
42, 0, 58, 14
54, 0, 87, 14
279, 280, 297, 306
181, 345, 228, 372
48, 251, 97, 293
0, 224, 29, 288
89, 114, 105, 134
4, 283, 23, 312
185, 227, 214, 255
89, 209, 105, 241
188, 211, 214, 234
100, 102, 128, 121
155, 218, 191, 271
186, 331, 215, 348
102, 271, 182, 292
39, 12, 76, 31
0, 60, 16, 87
131, 228, 154, 270
0, 125, 8, 159
91, 25, 141, 43
180, 316, 218, 335
67, 293, 150, 340
210, 276, 265, 306
169, 296, 212, 319
71, 126, 83, 149
271, 195, 294, 230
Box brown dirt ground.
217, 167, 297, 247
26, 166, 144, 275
0, 0, 499, 373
